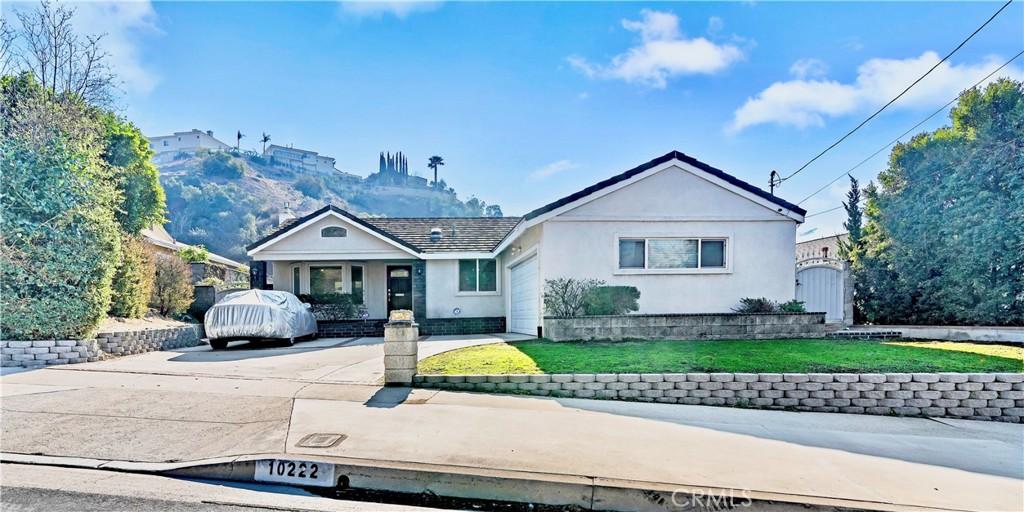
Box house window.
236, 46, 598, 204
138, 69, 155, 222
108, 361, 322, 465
459, 259, 497, 292
162, 140, 168, 147
351, 265, 364, 304
618, 238, 727, 270
310, 266, 344, 295
292, 266, 301, 294
321, 226, 347, 238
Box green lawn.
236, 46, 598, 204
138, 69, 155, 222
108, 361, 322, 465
417, 339, 1024, 375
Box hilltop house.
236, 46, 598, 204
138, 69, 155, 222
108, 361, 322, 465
149, 129, 231, 154
246, 151, 806, 337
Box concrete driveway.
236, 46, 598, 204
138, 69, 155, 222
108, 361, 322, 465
43, 333, 526, 385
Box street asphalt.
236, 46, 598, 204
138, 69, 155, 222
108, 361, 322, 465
1, 334, 1022, 511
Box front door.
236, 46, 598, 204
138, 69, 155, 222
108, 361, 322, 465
386, 265, 413, 315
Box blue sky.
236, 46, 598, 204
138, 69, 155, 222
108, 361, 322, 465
34, 1, 1024, 239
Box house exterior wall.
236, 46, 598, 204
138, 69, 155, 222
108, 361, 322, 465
253, 216, 413, 261
272, 260, 392, 319
536, 166, 798, 315
426, 259, 505, 319
149, 130, 229, 154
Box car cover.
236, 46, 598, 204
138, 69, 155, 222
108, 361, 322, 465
204, 290, 317, 340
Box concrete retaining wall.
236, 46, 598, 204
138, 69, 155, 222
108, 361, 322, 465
2, 324, 204, 368
544, 313, 826, 341
414, 372, 1024, 423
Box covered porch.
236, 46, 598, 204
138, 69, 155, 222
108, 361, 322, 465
268, 259, 425, 322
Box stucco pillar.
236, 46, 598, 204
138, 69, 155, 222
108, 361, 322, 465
411, 260, 426, 323
383, 309, 418, 386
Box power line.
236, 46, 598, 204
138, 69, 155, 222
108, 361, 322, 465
796, 49, 1024, 205
781, 0, 1014, 183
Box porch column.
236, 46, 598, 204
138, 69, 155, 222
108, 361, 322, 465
412, 260, 426, 323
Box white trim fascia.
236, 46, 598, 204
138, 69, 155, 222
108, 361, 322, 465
247, 210, 420, 258
420, 252, 496, 260
546, 215, 794, 223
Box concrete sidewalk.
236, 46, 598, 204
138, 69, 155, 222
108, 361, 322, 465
2, 337, 1022, 511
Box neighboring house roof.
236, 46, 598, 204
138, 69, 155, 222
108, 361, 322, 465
522, 150, 807, 220
363, 217, 522, 253
141, 224, 246, 270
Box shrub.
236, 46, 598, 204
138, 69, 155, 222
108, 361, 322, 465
732, 297, 779, 314
294, 175, 323, 198
297, 293, 358, 318
151, 255, 194, 316
109, 237, 156, 318
201, 152, 245, 179
544, 278, 604, 317
779, 299, 807, 313
1, 74, 122, 340
196, 276, 224, 289
179, 245, 209, 263
584, 286, 641, 316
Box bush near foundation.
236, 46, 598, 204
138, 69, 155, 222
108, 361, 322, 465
151, 255, 194, 317
109, 236, 156, 318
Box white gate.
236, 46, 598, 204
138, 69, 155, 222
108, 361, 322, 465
796, 264, 845, 323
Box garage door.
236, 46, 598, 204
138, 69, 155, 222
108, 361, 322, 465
509, 255, 539, 336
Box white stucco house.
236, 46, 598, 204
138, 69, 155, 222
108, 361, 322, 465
149, 129, 231, 154
246, 151, 807, 336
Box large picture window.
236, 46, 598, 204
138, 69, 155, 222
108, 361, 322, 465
310, 266, 344, 295
618, 238, 727, 270
458, 259, 497, 292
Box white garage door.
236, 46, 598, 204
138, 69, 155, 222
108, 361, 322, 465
509, 255, 539, 336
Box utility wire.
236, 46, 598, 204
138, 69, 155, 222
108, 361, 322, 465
781, 0, 1014, 183
797, 48, 1024, 206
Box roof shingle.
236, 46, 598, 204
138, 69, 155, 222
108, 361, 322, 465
363, 217, 522, 253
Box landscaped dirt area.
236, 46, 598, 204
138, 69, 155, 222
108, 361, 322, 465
417, 339, 1024, 375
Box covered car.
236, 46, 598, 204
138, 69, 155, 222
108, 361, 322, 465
204, 290, 317, 349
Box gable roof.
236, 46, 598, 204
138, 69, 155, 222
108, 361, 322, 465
522, 150, 807, 220
364, 217, 522, 253
246, 205, 424, 254
246, 205, 522, 255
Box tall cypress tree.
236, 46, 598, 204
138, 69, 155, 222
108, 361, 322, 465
838, 175, 862, 260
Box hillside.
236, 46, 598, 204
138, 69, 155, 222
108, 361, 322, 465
155, 151, 502, 262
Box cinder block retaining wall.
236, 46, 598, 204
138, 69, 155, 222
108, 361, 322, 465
544, 313, 827, 341
94, 325, 204, 356
2, 324, 204, 368
414, 372, 1024, 423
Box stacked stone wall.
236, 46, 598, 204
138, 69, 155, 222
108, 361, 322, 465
415, 372, 1024, 423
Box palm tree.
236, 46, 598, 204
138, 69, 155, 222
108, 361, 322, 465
260, 132, 271, 154
236, 130, 245, 151
427, 155, 445, 188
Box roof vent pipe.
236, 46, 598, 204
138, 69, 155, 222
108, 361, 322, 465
430, 227, 443, 242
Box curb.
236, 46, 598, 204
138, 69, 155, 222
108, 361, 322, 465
1, 452, 941, 512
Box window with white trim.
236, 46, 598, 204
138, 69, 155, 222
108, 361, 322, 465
618, 238, 727, 270
458, 259, 497, 292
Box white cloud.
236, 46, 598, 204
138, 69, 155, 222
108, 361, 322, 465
789, 58, 827, 79
706, 16, 724, 37
64, 1, 160, 95
528, 160, 578, 181
568, 10, 744, 89
729, 51, 1024, 133
338, 1, 441, 19
577, 91, 590, 100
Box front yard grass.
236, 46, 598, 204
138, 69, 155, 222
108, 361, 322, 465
417, 339, 1024, 375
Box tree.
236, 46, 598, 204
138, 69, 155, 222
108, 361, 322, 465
109, 236, 155, 318
294, 175, 323, 198
854, 78, 1024, 325
150, 255, 194, 317
236, 130, 245, 150
1, 73, 122, 339
11, 1, 117, 106
201, 152, 245, 179
260, 132, 271, 153
101, 113, 166, 234
484, 204, 503, 218
427, 155, 444, 188
837, 175, 862, 260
